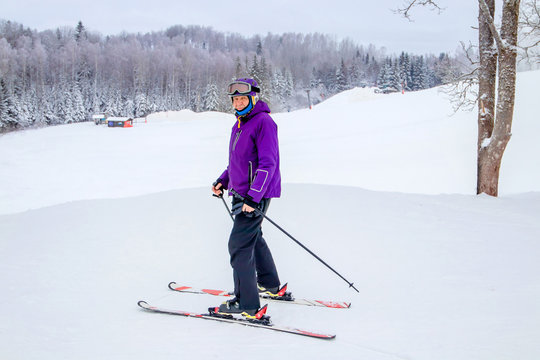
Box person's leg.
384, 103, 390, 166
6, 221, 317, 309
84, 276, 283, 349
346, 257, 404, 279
228, 211, 263, 310
253, 199, 280, 289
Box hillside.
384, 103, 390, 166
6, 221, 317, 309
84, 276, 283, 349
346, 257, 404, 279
1, 72, 540, 359
1, 70, 540, 216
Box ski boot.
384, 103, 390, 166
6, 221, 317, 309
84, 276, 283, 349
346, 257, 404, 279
209, 298, 271, 325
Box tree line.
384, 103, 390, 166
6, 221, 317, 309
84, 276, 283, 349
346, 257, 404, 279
0, 20, 464, 133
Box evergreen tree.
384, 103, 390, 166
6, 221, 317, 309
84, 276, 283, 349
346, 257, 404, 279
0, 78, 9, 130
284, 70, 294, 108
104, 88, 122, 117
72, 82, 86, 122
271, 69, 286, 110
75, 21, 86, 42
335, 59, 348, 92
309, 67, 321, 89
42, 88, 58, 125
202, 82, 221, 111
377, 58, 391, 90
410, 56, 426, 90
58, 84, 74, 123
349, 61, 360, 88
398, 52, 412, 91
390, 61, 401, 92
235, 57, 243, 78
135, 92, 148, 117
15, 91, 33, 127
249, 55, 262, 85
124, 98, 135, 117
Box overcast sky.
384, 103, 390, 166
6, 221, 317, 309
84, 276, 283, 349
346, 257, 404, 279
2, 0, 478, 55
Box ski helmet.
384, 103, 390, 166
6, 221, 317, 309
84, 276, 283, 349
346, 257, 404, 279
228, 78, 260, 116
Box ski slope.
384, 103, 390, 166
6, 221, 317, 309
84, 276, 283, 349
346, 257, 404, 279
1, 71, 540, 360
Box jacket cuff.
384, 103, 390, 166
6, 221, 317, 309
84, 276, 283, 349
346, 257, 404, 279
247, 189, 264, 204
244, 194, 259, 208
214, 178, 228, 190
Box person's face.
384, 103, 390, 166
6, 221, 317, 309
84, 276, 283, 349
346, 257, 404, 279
232, 96, 249, 111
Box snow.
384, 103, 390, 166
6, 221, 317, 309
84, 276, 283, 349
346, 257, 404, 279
1, 71, 540, 359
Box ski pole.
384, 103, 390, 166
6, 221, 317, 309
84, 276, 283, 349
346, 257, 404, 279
227, 189, 359, 293
212, 193, 234, 221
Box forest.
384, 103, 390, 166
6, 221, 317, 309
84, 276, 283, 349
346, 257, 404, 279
0, 20, 464, 132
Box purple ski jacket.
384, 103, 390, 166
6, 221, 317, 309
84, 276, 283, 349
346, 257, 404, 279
217, 100, 281, 204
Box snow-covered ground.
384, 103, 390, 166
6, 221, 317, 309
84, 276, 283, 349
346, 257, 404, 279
1, 71, 539, 359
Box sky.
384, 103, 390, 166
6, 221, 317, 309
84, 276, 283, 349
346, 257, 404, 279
2, 0, 478, 55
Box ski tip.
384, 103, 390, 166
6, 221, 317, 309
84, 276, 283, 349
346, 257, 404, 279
168, 281, 177, 290
295, 329, 336, 339
314, 300, 352, 309
137, 300, 149, 309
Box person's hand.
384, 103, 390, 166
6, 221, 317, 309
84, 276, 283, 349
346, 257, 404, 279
242, 203, 255, 213
212, 182, 223, 197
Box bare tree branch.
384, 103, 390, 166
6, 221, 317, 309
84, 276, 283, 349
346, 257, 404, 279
395, 0, 444, 21
519, 0, 540, 63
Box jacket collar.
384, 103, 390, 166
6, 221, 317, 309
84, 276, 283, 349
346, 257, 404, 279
236, 100, 270, 126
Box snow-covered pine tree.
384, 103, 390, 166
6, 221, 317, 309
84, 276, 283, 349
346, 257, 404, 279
284, 70, 294, 108
104, 88, 122, 117
398, 52, 412, 91
309, 67, 321, 90
124, 98, 135, 117
202, 82, 221, 111
17, 89, 35, 128
0, 78, 9, 131
235, 57, 243, 78
349, 60, 362, 88
377, 58, 398, 92
410, 56, 427, 91
271, 69, 286, 111
41, 88, 58, 125
376, 60, 388, 89
335, 59, 349, 93
72, 82, 86, 122
249, 55, 262, 87
390, 61, 401, 92
135, 92, 148, 117
59, 90, 74, 124
75, 21, 87, 42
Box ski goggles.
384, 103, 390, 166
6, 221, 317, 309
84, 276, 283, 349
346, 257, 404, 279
227, 81, 260, 96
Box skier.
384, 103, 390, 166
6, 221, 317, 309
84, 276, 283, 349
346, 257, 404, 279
211, 78, 284, 319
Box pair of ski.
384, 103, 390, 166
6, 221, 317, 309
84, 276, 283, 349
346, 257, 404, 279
138, 282, 351, 340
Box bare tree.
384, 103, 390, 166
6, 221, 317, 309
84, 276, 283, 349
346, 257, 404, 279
398, 0, 523, 197
519, 0, 540, 63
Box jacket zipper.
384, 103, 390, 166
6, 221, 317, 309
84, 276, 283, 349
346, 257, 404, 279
232, 130, 242, 151
249, 161, 253, 185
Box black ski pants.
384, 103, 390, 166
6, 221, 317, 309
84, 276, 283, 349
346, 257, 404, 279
228, 198, 280, 310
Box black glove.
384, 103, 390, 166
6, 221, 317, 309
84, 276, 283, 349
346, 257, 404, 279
243, 195, 259, 209
231, 195, 265, 217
